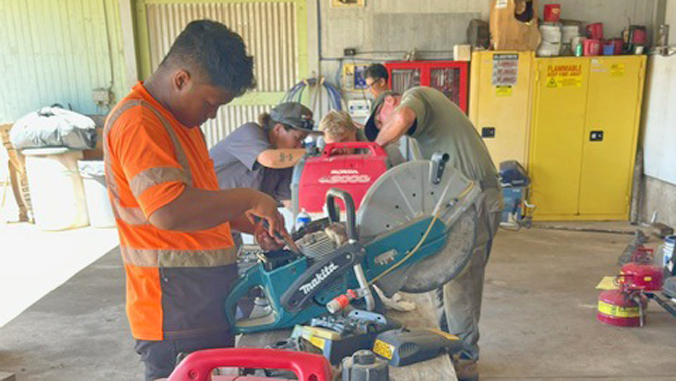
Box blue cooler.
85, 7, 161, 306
499, 161, 530, 223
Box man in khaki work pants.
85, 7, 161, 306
364, 87, 502, 381
104, 20, 289, 380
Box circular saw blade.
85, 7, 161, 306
357, 161, 476, 239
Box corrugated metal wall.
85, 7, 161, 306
0, 0, 127, 124
145, 2, 299, 147
203, 104, 273, 150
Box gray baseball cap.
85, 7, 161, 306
270, 102, 315, 132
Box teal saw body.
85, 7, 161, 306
225, 158, 480, 333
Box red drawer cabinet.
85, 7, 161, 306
384, 60, 469, 114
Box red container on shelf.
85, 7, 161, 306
586, 23, 604, 40
611, 39, 624, 55
583, 39, 601, 56
631, 27, 648, 45
543, 4, 561, 22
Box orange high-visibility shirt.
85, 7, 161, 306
104, 83, 237, 340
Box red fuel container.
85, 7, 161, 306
583, 39, 601, 56
544, 4, 561, 22
586, 23, 604, 40
597, 289, 646, 327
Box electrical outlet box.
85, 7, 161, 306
347, 99, 371, 119
331, 0, 364, 8
344, 48, 357, 56
343, 63, 369, 91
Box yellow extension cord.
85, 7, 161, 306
368, 181, 474, 285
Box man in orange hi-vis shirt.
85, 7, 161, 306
104, 20, 289, 380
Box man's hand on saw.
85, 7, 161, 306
254, 222, 285, 251
245, 191, 291, 243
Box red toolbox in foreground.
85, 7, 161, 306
165, 348, 332, 381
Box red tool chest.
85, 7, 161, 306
384, 60, 469, 114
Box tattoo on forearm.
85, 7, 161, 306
278, 152, 295, 164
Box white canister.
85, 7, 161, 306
562, 25, 580, 44
539, 24, 563, 57
540, 24, 562, 43
664, 235, 676, 274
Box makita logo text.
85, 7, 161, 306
299, 262, 339, 295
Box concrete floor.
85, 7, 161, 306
480, 228, 675, 381
0, 223, 119, 327
0, 226, 674, 381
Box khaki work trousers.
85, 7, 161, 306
434, 187, 502, 361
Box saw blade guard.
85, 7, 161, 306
357, 159, 481, 294
399, 207, 478, 293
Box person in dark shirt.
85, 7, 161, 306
209, 102, 315, 208
364, 63, 390, 98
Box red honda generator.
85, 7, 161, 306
165, 348, 332, 381
292, 142, 389, 216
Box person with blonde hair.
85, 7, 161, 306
319, 110, 359, 155
319, 110, 404, 165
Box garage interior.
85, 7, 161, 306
0, 1, 675, 381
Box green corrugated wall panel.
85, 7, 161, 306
0, 0, 127, 124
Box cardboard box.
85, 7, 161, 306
490, 0, 541, 51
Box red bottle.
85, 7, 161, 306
544, 4, 561, 22
583, 39, 601, 56
586, 23, 604, 40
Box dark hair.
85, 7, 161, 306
364, 63, 389, 82
258, 112, 291, 132
258, 113, 274, 130
160, 20, 256, 96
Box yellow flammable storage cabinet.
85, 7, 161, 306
469, 51, 535, 167
529, 56, 646, 220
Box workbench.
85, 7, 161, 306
236, 292, 457, 381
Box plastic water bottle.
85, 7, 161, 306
664, 235, 676, 275
296, 209, 311, 230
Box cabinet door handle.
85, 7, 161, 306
590, 130, 604, 142
482, 127, 496, 138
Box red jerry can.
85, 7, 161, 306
597, 289, 647, 327
619, 248, 664, 292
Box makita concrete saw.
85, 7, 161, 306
225, 148, 480, 333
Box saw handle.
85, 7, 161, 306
326, 188, 358, 242
167, 348, 332, 381
224, 266, 278, 333
323, 142, 387, 157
